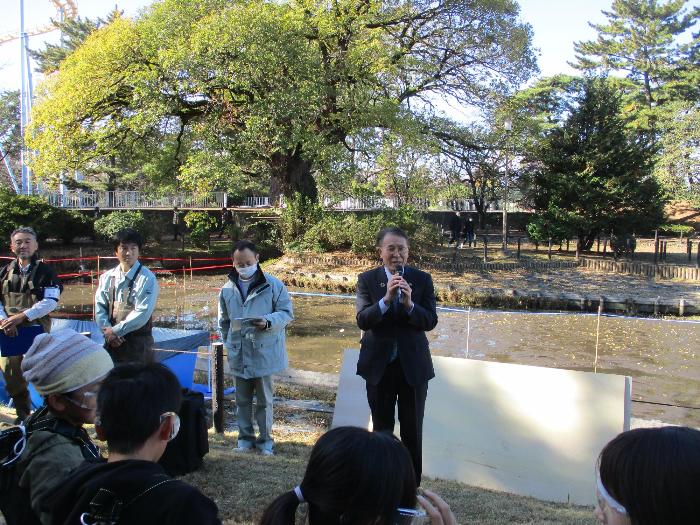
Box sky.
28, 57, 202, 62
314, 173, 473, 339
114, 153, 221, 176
0, 0, 699, 96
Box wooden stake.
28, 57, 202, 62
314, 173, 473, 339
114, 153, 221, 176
594, 298, 603, 373
212, 342, 225, 433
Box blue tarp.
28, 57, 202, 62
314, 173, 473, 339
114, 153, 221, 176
1, 320, 209, 409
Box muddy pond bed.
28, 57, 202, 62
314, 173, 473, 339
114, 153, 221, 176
58, 274, 700, 427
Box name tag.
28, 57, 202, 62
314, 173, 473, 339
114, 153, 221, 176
43, 287, 60, 300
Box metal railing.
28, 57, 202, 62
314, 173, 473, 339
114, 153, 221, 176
41, 190, 528, 212
42, 191, 227, 209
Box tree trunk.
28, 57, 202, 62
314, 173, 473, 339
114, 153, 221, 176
269, 146, 317, 203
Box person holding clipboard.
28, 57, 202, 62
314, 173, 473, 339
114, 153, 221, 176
218, 240, 293, 456
0, 227, 62, 422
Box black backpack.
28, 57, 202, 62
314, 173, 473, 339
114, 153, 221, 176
158, 389, 209, 476
0, 407, 100, 525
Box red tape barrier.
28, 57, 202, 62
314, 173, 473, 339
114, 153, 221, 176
57, 263, 231, 279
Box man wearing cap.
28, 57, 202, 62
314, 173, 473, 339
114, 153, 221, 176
0, 226, 62, 422
12, 329, 113, 525
95, 228, 159, 365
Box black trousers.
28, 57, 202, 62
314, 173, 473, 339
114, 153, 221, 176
365, 359, 428, 484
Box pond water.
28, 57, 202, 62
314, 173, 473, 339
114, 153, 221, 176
58, 274, 700, 427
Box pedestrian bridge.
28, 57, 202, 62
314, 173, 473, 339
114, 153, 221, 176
40, 190, 525, 212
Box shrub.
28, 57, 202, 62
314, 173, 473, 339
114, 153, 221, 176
184, 211, 217, 250
56, 210, 94, 244
280, 193, 322, 246
94, 211, 148, 242
0, 191, 90, 247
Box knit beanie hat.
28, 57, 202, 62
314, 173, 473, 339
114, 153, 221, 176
22, 328, 114, 396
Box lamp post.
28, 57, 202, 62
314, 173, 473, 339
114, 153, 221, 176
502, 118, 512, 251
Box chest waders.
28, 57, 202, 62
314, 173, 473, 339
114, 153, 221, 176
106, 263, 154, 365
0, 262, 51, 420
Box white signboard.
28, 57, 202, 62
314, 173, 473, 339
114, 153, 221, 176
333, 349, 631, 505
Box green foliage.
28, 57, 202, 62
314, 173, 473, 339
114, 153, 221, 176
279, 194, 323, 246
525, 216, 571, 245
183, 211, 217, 250
94, 211, 148, 242
0, 191, 86, 246
56, 211, 94, 244
572, 0, 699, 128
659, 223, 696, 236
285, 205, 439, 257
0, 90, 21, 183
522, 78, 666, 250
28, 0, 537, 202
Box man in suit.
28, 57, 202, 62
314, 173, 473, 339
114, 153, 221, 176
355, 226, 438, 484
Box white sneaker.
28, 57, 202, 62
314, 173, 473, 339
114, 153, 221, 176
234, 446, 255, 454
259, 449, 274, 456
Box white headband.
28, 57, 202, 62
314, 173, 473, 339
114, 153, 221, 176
596, 470, 628, 516
294, 485, 305, 503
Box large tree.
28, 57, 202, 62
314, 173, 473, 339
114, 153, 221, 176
27, 0, 536, 201
572, 0, 699, 129
0, 90, 21, 191
521, 78, 665, 250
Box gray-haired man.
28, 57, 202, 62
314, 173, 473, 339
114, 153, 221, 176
0, 227, 62, 421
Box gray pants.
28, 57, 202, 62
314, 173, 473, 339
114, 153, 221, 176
235, 375, 274, 452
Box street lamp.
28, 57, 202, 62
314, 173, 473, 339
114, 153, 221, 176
502, 118, 512, 251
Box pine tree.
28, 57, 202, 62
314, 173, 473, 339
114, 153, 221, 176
524, 79, 665, 250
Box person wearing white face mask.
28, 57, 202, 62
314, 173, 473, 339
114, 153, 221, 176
217, 240, 294, 456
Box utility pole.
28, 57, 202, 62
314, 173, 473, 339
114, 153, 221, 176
19, 0, 32, 194
502, 117, 512, 251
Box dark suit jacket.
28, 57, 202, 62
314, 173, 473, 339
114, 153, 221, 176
355, 266, 438, 386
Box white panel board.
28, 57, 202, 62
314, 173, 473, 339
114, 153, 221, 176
332, 349, 630, 505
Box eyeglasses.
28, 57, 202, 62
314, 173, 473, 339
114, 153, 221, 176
160, 412, 181, 442
63, 390, 99, 410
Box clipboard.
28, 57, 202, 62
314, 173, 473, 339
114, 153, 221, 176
0, 325, 45, 357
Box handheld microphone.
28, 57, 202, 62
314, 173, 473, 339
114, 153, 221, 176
396, 265, 404, 301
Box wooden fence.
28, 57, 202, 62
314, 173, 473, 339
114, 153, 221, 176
579, 257, 700, 281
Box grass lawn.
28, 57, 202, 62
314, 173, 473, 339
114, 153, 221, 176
185, 430, 597, 525
0, 391, 597, 525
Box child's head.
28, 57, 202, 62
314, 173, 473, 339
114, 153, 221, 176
595, 426, 700, 525
261, 426, 417, 525
96, 363, 181, 458
22, 329, 114, 425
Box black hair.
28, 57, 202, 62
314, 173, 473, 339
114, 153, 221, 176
261, 427, 417, 525
231, 239, 258, 255
376, 227, 408, 247
598, 426, 700, 525
112, 228, 143, 251
96, 363, 182, 455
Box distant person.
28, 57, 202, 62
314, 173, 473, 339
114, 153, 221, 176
48, 363, 222, 525
95, 228, 159, 365
218, 206, 233, 238
172, 206, 181, 241
261, 426, 456, 525
355, 227, 438, 484
463, 216, 475, 248
8, 329, 113, 525
218, 240, 293, 455
0, 227, 62, 422
448, 211, 462, 245
595, 426, 700, 525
